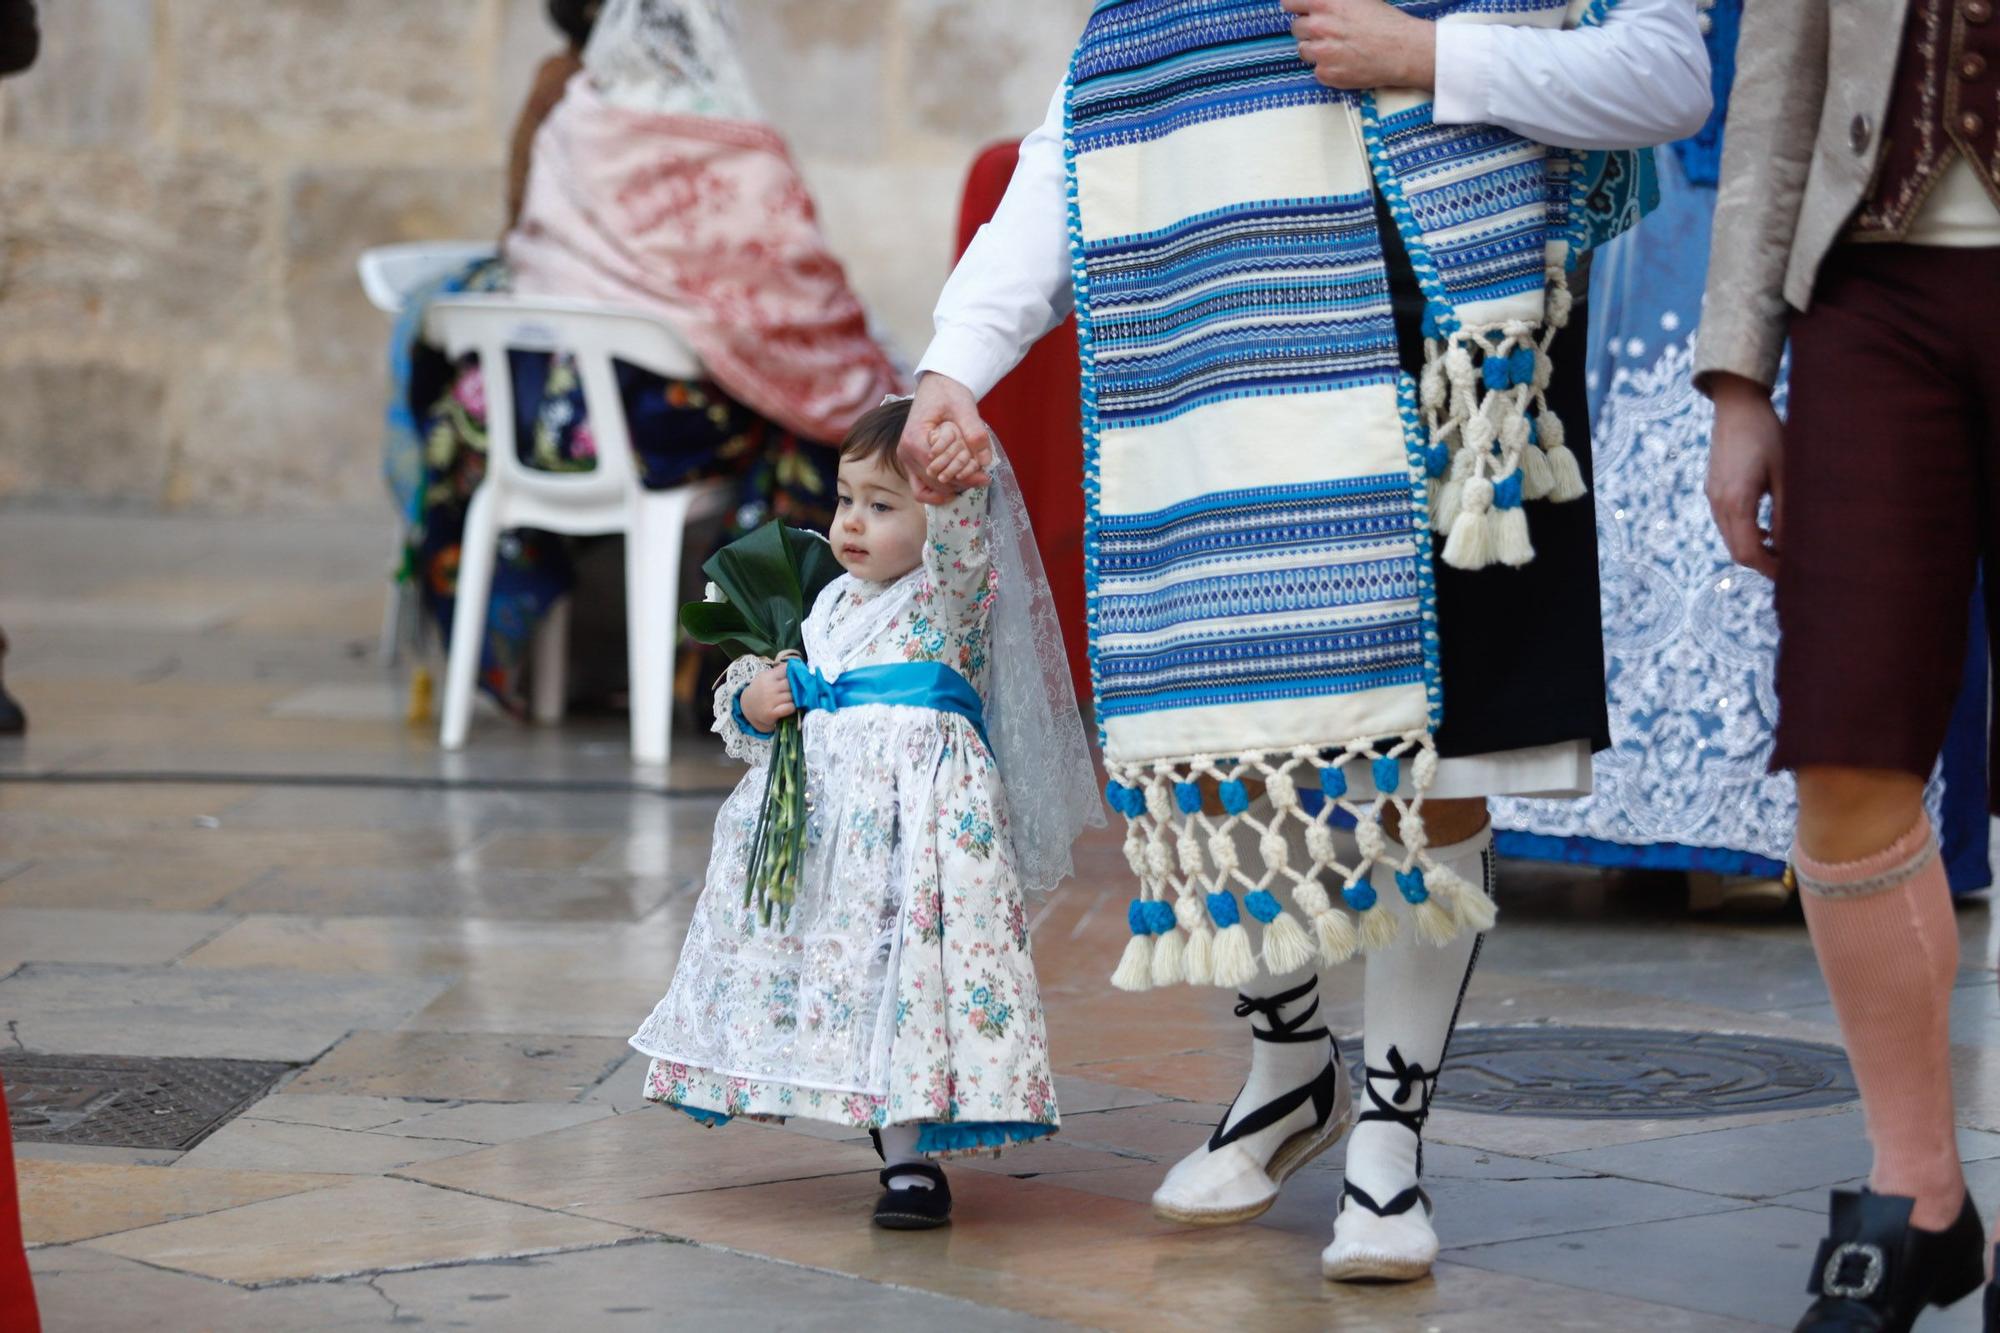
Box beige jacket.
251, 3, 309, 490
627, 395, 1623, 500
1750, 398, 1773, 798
1695, 0, 1909, 391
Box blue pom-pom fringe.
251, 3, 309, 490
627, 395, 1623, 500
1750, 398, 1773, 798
1244, 889, 1282, 924
1126, 899, 1149, 936
1145, 900, 1177, 935
1343, 882, 1379, 913
1395, 867, 1430, 904
1493, 470, 1524, 510
1320, 766, 1349, 800
1175, 781, 1204, 815
1218, 779, 1250, 815
1372, 755, 1401, 795
1206, 891, 1241, 929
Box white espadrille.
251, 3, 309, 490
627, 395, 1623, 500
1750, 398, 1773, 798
1150, 976, 1352, 1225
1321, 1184, 1440, 1282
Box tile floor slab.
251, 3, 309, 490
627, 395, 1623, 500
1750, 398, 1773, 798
1249, 1159, 1741, 1250
402, 1108, 883, 1212
1770, 1150, 2000, 1216
231, 1093, 432, 1131
0, 857, 267, 912
179, 912, 684, 982
281, 1030, 633, 1102
17, 1159, 340, 1245
0, 906, 234, 971
1443, 1203, 1969, 1329
369, 1235, 1080, 1332
1425, 1101, 1858, 1159
370, 1100, 615, 1145
0, 962, 454, 1060
1546, 1109, 2000, 1202
174, 1117, 491, 1175
29, 1245, 398, 1333
398, 973, 670, 1039
578, 1051, 651, 1113
82, 1175, 639, 1285
587, 1163, 1769, 1332
220, 865, 675, 923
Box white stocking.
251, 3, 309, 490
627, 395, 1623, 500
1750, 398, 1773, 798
1324, 824, 1491, 1281
1347, 824, 1489, 1209
877, 1125, 934, 1190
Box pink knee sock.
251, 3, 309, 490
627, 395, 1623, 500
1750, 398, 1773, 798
1796, 815, 1965, 1231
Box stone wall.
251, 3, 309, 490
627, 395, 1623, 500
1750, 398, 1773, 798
0, 0, 1092, 512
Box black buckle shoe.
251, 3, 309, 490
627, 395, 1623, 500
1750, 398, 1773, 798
1796, 1189, 1984, 1332
1986, 1246, 1999, 1332
872, 1161, 952, 1230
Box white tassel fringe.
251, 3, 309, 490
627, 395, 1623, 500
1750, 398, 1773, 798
1111, 933, 1154, 992
1211, 922, 1259, 988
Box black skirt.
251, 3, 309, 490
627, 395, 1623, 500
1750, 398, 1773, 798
1378, 194, 1611, 760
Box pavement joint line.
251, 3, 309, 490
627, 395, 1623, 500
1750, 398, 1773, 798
1438, 1197, 1768, 1258
0, 770, 737, 799
687, 1237, 1094, 1329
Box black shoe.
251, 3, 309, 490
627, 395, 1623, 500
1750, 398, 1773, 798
1795, 1189, 1984, 1332
871, 1162, 952, 1230
1985, 1246, 1999, 1332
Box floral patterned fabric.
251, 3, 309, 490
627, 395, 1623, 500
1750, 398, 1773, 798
410, 347, 838, 710
630, 486, 1059, 1152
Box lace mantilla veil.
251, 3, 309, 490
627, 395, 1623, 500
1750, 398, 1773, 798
980, 436, 1106, 894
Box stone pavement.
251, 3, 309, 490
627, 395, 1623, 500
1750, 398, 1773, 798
4, 508, 1999, 1331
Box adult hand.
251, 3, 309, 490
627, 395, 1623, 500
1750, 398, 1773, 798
1705, 373, 1783, 580
1281, 0, 1437, 92
899, 372, 993, 502
740, 664, 796, 734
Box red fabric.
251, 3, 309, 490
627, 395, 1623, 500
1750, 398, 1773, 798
0, 1084, 40, 1333
509, 80, 904, 445
954, 142, 1091, 703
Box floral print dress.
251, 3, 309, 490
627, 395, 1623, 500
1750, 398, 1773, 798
630, 486, 1059, 1154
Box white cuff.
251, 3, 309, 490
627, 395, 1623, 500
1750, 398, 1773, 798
913, 323, 1021, 402
1430, 22, 1496, 128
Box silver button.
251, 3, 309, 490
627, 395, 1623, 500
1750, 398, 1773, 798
1850, 114, 1873, 153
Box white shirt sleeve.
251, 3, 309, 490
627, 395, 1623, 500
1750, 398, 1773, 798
1432, 0, 1713, 150
914, 83, 1075, 402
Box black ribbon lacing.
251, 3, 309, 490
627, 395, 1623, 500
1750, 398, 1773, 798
1208, 977, 1343, 1152
1343, 1043, 1438, 1219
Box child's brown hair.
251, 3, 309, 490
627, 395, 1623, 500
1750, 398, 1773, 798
839, 397, 912, 479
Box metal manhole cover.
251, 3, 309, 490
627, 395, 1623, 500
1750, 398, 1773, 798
2, 1053, 294, 1150
1367, 1027, 1857, 1119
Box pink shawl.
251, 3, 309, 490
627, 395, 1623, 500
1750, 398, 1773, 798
507, 79, 902, 444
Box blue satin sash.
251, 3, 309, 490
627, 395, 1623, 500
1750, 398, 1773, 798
786, 659, 991, 752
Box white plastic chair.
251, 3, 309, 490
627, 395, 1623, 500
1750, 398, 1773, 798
357, 241, 498, 664
357, 240, 498, 315
424, 293, 733, 767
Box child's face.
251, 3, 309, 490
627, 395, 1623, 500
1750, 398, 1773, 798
834, 452, 926, 583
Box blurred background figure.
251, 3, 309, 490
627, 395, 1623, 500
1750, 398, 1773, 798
1492, 0, 1993, 914
386, 0, 900, 718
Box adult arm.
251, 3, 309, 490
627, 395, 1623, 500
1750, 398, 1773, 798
1431, 0, 1713, 149
903, 81, 1074, 495
1695, 4, 1827, 578
1692, 1, 1827, 392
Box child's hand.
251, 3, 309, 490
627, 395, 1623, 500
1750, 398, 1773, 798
929, 422, 993, 496
740, 664, 796, 733
899, 373, 991, 503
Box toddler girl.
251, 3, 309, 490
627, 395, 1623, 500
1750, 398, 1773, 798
630, 397, 1097, 1228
